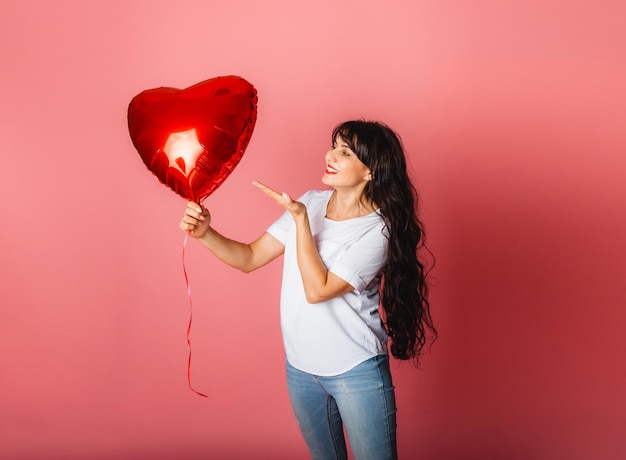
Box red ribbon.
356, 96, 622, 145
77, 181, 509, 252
182, 233, 208, 398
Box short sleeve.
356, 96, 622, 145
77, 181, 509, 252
329, 223, 388, 293
266, 209, 292, 244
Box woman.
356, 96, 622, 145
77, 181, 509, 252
180, 120, 436, 460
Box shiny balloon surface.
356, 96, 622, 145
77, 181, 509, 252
128, 75, 258, 202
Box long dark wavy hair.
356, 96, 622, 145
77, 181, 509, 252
332, 120, 437, 364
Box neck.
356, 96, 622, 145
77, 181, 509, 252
326, 189, 376, 221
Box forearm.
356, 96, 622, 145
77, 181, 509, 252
196, 226, 256, 273
294, 214, 331, 302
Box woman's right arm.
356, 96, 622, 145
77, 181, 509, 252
180, 202, 284, 273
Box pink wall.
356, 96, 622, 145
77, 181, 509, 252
1, 1, 624, 458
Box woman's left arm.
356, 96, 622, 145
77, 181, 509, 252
253, 181, 354, 303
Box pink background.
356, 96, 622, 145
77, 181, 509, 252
1, 1, 625, 458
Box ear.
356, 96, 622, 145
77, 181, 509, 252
365, 171, 373, 181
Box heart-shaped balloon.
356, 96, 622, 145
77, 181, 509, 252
128, 75, 258, 203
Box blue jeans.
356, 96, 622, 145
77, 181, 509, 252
286, 355, 397, 460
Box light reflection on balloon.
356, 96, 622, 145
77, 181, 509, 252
162, 128, 204, 177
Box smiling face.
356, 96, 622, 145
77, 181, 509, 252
322, 135, 372, 189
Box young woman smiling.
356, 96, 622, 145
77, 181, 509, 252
180, 120, 436, 460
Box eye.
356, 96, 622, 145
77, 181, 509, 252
342, 150, 351, 156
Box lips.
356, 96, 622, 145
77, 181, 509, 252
325, 164, 338, 174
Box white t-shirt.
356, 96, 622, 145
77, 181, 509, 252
267, 190, 389, 376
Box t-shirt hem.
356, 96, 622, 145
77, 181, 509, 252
286, 352, 388, 377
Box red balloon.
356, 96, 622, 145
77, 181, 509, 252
128, 75, 258, 203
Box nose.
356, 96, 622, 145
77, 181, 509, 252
326, 148, 336, 163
